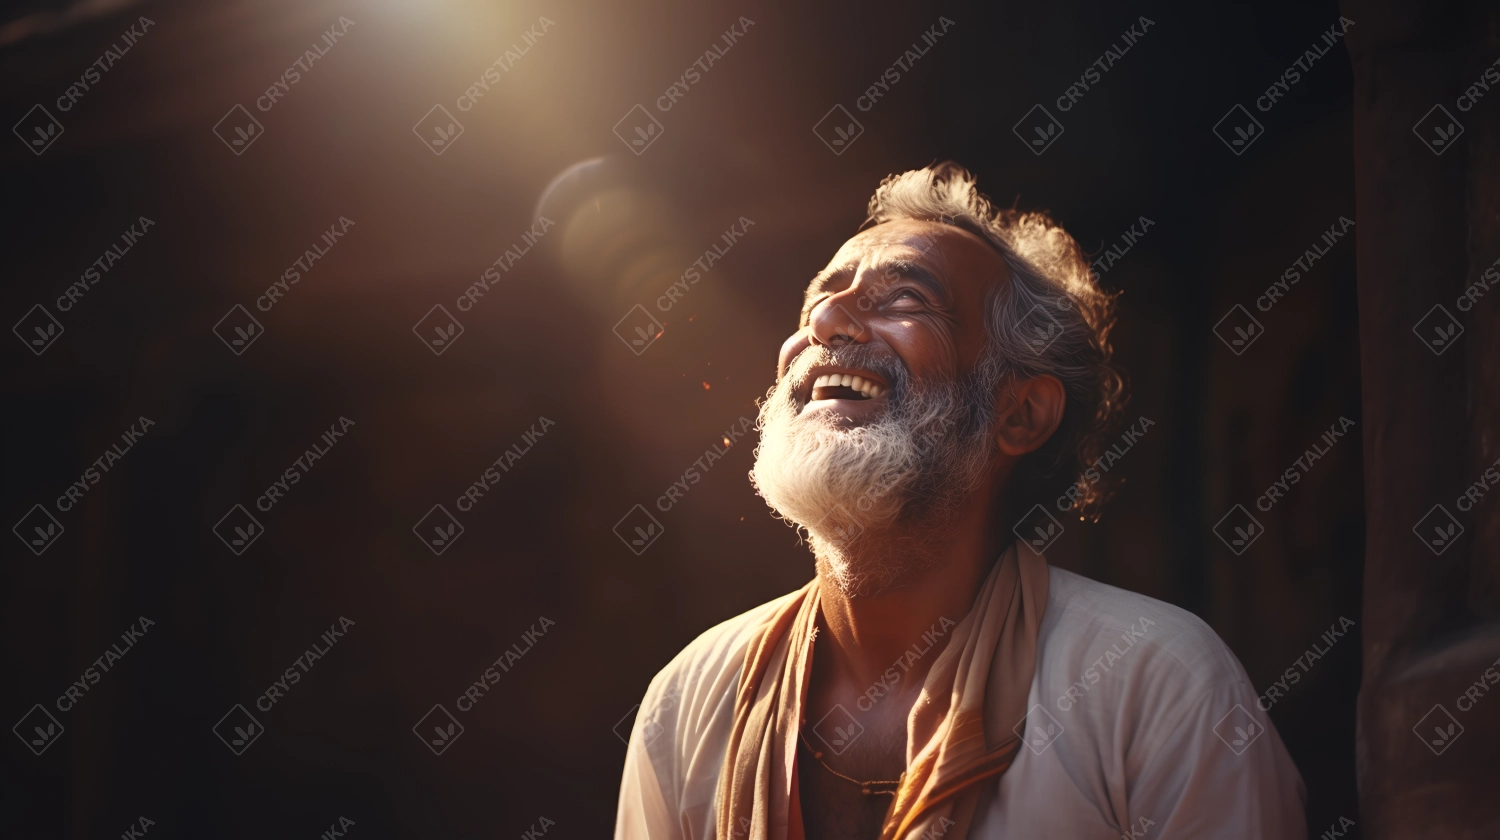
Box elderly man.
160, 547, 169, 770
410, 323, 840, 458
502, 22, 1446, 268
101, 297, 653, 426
615, 164, 1306, 839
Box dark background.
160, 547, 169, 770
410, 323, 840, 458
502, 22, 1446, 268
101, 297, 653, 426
2, 0, 1366, 836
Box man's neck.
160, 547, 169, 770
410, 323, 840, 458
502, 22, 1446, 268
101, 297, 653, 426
813, 504, 1000, 694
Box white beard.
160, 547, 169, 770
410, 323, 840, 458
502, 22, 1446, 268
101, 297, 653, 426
749, 345, 999, 596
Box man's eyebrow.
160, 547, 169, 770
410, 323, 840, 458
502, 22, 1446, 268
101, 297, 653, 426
875, 260, 948, 300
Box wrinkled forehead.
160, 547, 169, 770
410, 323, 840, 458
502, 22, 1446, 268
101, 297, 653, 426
822, 221, 952, 272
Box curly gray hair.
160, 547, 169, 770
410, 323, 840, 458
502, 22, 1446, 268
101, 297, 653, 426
862, 162, 1127, 520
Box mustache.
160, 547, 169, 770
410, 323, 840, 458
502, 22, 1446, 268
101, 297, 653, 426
782, 344, 910, 398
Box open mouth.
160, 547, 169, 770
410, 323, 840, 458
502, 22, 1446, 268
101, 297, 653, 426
808, 372, 885, 402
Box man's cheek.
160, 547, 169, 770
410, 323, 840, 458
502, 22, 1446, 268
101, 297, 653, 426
778, 330, 811, 377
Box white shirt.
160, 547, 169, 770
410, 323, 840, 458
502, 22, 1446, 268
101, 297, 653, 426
615, 566, 1307, 839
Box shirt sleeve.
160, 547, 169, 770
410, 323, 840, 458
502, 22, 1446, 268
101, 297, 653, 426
615, 676, 685, 840
1124, 684, 1307, 839
616, 713, 680, 840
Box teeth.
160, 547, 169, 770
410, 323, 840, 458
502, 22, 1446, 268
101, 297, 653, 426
809, 372, 884, 400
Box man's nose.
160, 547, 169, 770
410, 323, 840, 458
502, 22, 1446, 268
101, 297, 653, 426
807, 292, 868, 348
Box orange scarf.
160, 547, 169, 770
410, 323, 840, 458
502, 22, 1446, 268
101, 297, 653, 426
715, 545, 1048, 840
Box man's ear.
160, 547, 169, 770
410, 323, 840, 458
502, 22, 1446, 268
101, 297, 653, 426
994, 375, 1066, 457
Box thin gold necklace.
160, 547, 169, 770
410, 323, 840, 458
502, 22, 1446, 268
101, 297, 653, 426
797, 730, 903, 796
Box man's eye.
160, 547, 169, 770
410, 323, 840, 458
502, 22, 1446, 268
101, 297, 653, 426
893, 289, 921, 302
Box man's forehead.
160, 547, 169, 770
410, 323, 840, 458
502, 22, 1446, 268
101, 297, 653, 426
825, 220, 953, 267
809, 219, 1004, 291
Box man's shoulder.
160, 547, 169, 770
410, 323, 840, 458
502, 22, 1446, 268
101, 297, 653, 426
644, 588, 804, 707
1040, 565, 1250, 695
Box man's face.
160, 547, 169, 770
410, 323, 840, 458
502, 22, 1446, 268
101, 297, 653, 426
750, 218, 1014, 594
776, 218, 1009, 426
